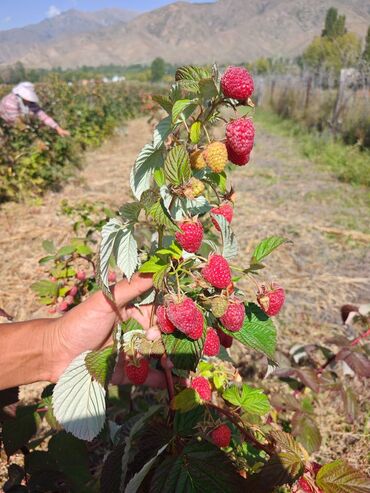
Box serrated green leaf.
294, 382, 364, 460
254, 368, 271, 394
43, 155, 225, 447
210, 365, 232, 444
154, 168, 166, 187
172, 99, 196, 123
130, 143, 164, 200
153, 264, 170, 290
163, 329, 205, 370
164, 145, 191, 186
42, 239, 55, 254
170, 388, 200, 413
152, 94, 173, 114
149, 199, 178, 231
222, 385, 270, 415
208, 171, 227, 193
120, 202, 142, 223
174, 406, 205, 436
75, 244, 93, 256
2, 406, 41, 456
316, 460, 370, 493
113, 225, 138, 281
251, 236, 290, 264
139, 255, 167, 273
190, 121, 202, 143
212, 214, 238, 260
175, 65, 212, 88
153, 116, 172, 148
38, 255, 55, 265
223, 303, 277, 359
125, 443, 169, 493
56, 245, 76, 257
85, 346, 115, 386
199, 78, 219, 99
30, 280, 59, 298
291, 412, 321, 454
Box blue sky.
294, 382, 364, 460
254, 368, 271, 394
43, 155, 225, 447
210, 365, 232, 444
0, 1, 214, 30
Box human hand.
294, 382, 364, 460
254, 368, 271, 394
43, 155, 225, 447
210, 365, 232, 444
45, 274, 164, 386
56, 126, 70, 137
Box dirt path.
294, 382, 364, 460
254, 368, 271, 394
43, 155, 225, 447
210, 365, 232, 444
0, 115, 369, 474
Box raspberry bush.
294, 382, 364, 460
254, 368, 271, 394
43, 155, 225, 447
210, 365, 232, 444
2, 65, 370, 493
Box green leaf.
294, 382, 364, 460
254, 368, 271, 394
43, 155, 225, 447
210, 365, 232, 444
190, 121, 202, 143
172, 99, 196, 123
163, 329, 205, 370
291, 412, 322, 454
211, 213, 238, 260
130, 143, 164, 200
316, 460, 370, 493
152, 94, 173, 114
139, 255, 167, 274
153, 116, 172, 148
42, 239, 55, 254
85, 346, 116, 386
153, 264, 170, 290
208, 171, 227, 193
125, 444, 169, 493
164, 145, 191, 186
120, 202, 142, 223
224, 303, 277, 359
251, 236, 290, 264
149, 199, 178, 231
154, 168, 166, 187
222, 385, 270, 416
171, 389, 201, 413
199, 78, 219, 99
30, 280, 59, 298
56, 245, 76, 257
48, 431, 92, 491
150, 441, 246, 493
2, 406, 41, 456
175, 65, 212, 93
174, 406, 205, 436
38, 255, 55, 265
112, 225, 138, 281
53, 351, 106, 441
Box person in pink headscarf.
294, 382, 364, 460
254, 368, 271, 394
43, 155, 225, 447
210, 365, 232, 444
0, 81, 70, 137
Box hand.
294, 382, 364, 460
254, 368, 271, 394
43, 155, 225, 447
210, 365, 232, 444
46, 274, 164, 387
56, 126, 70, 137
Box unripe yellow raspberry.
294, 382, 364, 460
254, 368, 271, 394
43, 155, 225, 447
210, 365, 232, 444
203, 142, 228, 173
184, 178, 205, 199
190, 149, 207, 170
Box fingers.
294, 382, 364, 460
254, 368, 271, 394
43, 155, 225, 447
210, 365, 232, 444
111, 274, 153, 308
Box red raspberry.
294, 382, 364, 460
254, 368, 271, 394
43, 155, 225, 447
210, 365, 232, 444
221, 66, 254, 101
108, 272, 117, 283
226, 143, 250, 166
211, 203, 234, 231
58, 301, 69, 312
167, 297, 204, 340
175, 219, 204, 253
64, 295, 74, 305
203, 327, 220, 356
257, 284, 285, 316
76, 270, 86, 281
125, 358, 149, 385
294, 476, 323, 493
157, 305, 175, 334
191, 376, 211, 400
211, 424, 232, 447
68, 285, 78, 297
220, 298, 245, 332
226, 118, 255, 155
216, 328, 233, 349
202, 255, 231, 289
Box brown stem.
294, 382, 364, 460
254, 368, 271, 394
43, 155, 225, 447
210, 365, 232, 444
206, 402, 275, 455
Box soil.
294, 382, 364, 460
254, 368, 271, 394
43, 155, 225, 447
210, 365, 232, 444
0, 116, 369, 485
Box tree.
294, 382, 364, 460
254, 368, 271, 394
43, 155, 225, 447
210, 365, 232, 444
150, 57, 165, 82
363, 25, 370, 62
322, 7, 346, 39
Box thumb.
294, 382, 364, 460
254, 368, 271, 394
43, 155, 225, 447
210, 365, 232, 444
111, 273, 153, 308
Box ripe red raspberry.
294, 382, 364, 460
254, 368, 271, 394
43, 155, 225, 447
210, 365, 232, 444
221, 66, 254, 101
202, 254, 231, 289
226, 118, 255, 155
191, 376, 211, 400
203, 328, 220, 356
167, 297, 204, 340
157, 305, 175, 334
220, 298, 245, 332
58, 301, 69, 312
175, 219, 204, 253
211, 424, 232, 448
294, 476, 323, 493
216, 328, 233, 348
226, 143, 250, 166
76, 270, 86, 281
68, 285, 78, 297
257, 284, 285, 316
211, 203, 234, 231
125, 358, 149, 385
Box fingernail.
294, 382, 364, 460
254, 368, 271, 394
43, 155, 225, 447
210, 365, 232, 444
146, 326, 161, 341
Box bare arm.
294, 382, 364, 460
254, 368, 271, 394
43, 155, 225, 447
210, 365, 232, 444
0, 274, 162, 391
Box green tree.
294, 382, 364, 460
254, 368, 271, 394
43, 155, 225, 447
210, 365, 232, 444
363, 26, 370, 62
322, 7, 346, 39
150, 57, 165, 82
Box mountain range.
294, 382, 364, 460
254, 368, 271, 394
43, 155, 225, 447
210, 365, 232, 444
0, 0, 369, 69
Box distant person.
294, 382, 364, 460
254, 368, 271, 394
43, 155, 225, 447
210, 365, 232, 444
0, 82, 70, 137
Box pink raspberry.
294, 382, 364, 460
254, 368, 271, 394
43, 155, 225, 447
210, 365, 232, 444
257, 284, 285, 316
68, 285, 78, 297
211, 203, 234, 231
226, 118, 255, 155
157, 305, 175, 334
221, 66, 254, 101
58, 301, 69, 312
175, 219, 204, 253
220, 299, 245, 332
202, 254, 231, 290
167, 297, 204, 340
191, 376, 211, 400
226, 143, 250, 166
216, 328, 233, 348
76, 270, 86, 281
211, 424, 232, 447
203, 327, 220, 356
64, 295, 74, 306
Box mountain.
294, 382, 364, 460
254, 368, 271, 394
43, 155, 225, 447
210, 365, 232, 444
0, 0, 369, 68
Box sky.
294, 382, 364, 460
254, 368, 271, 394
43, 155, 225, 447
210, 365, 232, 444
0, 0, 214, 30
